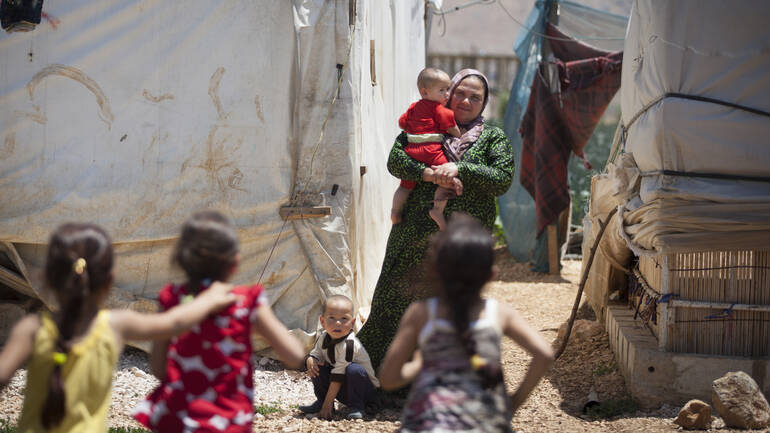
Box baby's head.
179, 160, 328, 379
173, 210, 239, 289
319, 294, 355, 339
418, 67, 452, 104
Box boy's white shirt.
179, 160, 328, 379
309, 330, 380, 388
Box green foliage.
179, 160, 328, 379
254, 401, 284, 416
493, 200, 507, 247
567, 110, 619, 225
585, 398, 637, 419
0, 419, 15, 433
495, 89, 510, 121
592, 361, 617, 376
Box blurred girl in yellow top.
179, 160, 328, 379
0, 223, 237, 432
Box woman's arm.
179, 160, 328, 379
0, 315, 39, 389
499, 302, 554, 413
455, 127, 515, 196
109, 282, 236, 347
251, 304, 305, 370
378, 302, 426, 390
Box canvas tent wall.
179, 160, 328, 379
585, 0, 770, 313
0, 0, 424, 350
497, 0, 627, 271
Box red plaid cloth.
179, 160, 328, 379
520, 24, 623, 235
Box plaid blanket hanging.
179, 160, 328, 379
519, 24, 623, 236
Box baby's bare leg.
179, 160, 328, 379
452, 177, 463, 196
391, 186, 412, 224
429, 187, 454, 230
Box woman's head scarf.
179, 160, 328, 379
443, 69, 490, 162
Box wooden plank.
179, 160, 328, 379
279, 206, 331, 221
547, 224, 559, 275
0, 265, 34, 297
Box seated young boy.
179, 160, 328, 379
299, 295, 379, 420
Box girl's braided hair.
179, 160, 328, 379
43, 223, 114, 428
428, 213, 503, 388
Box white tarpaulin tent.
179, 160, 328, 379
0, 0, 424, 350
586, 0, 770, 261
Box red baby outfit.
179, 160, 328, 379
398, 99, 457, 189
134, 283, 266, 433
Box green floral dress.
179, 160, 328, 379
358, 125, 514, 370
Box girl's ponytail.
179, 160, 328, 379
429, 213, 503, 389
42, 225, 113, 428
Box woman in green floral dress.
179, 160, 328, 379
358, 69, 515, 372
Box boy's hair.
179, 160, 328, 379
172, 210, 239, 291
43, 223, 114, 429
427, 213, 502, 389
417, 67, 449, 90
322, 294, 354, 315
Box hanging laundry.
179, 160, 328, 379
1, 0, 43, 33
519, 24, 622, 236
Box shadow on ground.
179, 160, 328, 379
493, 247, 572, 284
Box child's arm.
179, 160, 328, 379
149, 339, 170, 380
378, 301, 427, 390
251, 304, 304, 370
446, 125, 461, 137
320, 381, 342, 419
499, 302, 554, 413
0, 315, 39, 389
109, 282, 236, 348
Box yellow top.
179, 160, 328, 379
18, 310, 119, 433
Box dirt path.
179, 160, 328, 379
2, 248, 756, 432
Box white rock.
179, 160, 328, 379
712, 371, 770, 429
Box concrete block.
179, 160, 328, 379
606, 305, 770, 408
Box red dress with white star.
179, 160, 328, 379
133, 283, 266, 433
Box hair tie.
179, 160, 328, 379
73, 258, 86, 275
470, 354, 487, 371
52, 352, 67, 365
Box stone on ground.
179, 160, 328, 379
711, 371, 770, 429
673, 399, 712, 430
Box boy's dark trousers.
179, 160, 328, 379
312, 363, 374, 411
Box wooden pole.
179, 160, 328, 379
554, 207, 618, 360
547, 224, 559, 275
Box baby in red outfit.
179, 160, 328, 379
393, 68, 462, 230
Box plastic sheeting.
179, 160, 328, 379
612, 0, 770, 255
498, 0, 627, 266
0, 0, 424, 350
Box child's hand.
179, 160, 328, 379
306, 356, 320, 378
199, 282, 237, 311
320, 401, 334, 420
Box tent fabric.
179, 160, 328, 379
498, 0, 627, 266
519, 24, 622, 236
606, 0, 770, 255
0, 0, 424, 351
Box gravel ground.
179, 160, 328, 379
2, 248, 767, 432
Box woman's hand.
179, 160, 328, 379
430, 162, 459, 187
421, 167, 436, 183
